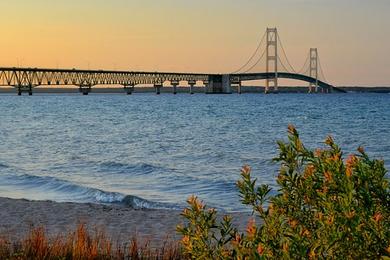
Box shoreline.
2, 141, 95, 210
1, 86, 390, 94
0, 197, 251, 247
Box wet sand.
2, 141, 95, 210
0, 197, 251, 247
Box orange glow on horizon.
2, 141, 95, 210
0, 0, 389, 86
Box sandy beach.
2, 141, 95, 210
0, 197, 251, 248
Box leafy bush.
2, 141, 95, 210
177, 126, 390, 259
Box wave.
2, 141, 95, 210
120, 195, 176, 210
0, 163, 9, 168
98, 161, 167, 175
1, 173, 175, 210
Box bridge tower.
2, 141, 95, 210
265, 28, 278, 94
309, 48, 318, 93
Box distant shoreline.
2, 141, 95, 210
1, 86, 389, 94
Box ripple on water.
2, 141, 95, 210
0, 93, 389, 211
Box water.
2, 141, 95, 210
0, 93, 389, 211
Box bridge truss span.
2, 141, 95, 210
0, 67, 209, 95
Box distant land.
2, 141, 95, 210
0, 86, 389, 94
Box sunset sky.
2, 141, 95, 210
0, 0, 389, 86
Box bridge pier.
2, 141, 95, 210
124, 85, 134, 95
231, 77, 241, 94
188, 80, 196, 94
206, 75, 232, 94
203, 80, 209, 93
154, 83, 162, 95
171, 81, 179, 94
319, 87, 331, 94
79, 85, 92, 95
16, 85, 33, 96
308, 85, 318, 94
206, 75, 221, 94
265, 86, 279, 94
222, 75, 232, 94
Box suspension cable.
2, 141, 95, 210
276, 32, 296, 73
231, 31, 266, 74
297, 52, 310, 75
303, 65, 310, 76
277, 56, 290, 73
318, 55, 328, 83
301, 60, 310, 76
243, 47, 267, 73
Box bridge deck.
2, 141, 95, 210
0, 67, 345, 93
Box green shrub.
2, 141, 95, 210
177, 125, 390, 259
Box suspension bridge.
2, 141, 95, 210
0, 28, 346, 95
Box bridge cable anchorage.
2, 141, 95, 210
231, 31, 267, 74
276, 32, 297, 73
243, 47, 267, 73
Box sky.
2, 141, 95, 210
0, 0, 389, 86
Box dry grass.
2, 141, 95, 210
0, 224, 183, 259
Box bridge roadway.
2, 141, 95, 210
232, 72, 347, 93
0, 67, 346, 95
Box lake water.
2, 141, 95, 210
0, 93, 389, 211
